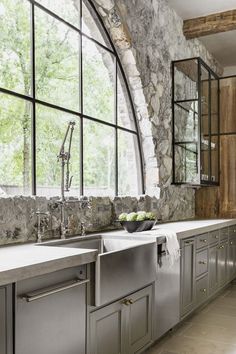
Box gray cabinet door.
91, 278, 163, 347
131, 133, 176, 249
0, 285, 13, 354
228, 239, 236, 281
181, 239, 195, 316
127, 285, 152, 354
218, 242, 228, 287
16, 267, 87, 354
209, 245, 218, 295
89, 285, 153, 354
89, 300, 126, 354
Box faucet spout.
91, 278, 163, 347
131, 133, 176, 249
58, 121, 76, 238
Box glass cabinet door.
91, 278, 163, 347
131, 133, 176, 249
172, 57, 219, 186
200, 64, 210, 183
173, 59, 199, 184
210, 75, 219, 183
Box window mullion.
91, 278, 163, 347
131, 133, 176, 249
30, 1, 36, 195
115, 59, 118, 196
80, 0, 84, 196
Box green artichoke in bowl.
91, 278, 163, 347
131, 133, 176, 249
118, 212, 128, 221
126, 212, 138, 221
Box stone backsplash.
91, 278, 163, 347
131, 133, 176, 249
0, 190, 194, 246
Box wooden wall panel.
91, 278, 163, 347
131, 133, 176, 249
195, 186, 219, 218
196, 77, 236, 218
220, 78, 236, 133
220, 135, 236, 217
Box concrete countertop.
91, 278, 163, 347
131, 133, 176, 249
1, 218, 236, 287
0, 243, 97, 287
157, 219, 236, 239
109, 218, 236, 242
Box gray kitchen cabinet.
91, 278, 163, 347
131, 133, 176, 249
0, 285, 13, 354
195, 249, 208, 278
89, 285, 153, 354
228, 238, 236, 280
196, 275, 208, 306
89, 300, 126, 354
209, 244, 218, 295
218, 241, 228, 287
181, 238, 195, 316
127, 286, 153, 354
16, 266, 88, 354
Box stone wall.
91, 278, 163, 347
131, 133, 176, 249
0, 192, 195, 245
0, 0, 223, 245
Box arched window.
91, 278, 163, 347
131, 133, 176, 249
0, 0, 144, 197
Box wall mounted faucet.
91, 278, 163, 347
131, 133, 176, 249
35, 209, 50, 243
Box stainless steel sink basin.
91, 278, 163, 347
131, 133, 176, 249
40, 235, 157, 306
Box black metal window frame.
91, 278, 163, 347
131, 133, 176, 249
172, 56, 220, 186
0, 0, 145, 196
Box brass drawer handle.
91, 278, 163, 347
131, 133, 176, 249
122, 298, 133, 306
198, 260, 206, 265
230, 241, 233, 245
200, 288, 207, 293
200, 239, 207, 243
215, 235, 218, 239
122, 299, 130, 306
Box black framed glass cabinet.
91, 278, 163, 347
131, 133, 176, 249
172, 57, 220, 186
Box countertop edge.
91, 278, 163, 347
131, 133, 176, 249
0, 250, 97, 287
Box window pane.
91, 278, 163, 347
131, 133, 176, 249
35, 7, 80, 111
82, 0, 111, 49
84, 120, 115, 196
0, 0, 31, 95
118, 131, 141, 195
36, 105, 80, 197
83, 37, 115, 123
118, 72, 135, 130
36, 0, 80, 29
0, 93, 32, 195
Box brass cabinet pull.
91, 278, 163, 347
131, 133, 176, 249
230, 241, 233, 245
200, 288, 207, 293
184, 240, 193, 244
199, 261, 207, 265
215, 235, 218, 239
122, 298, 134, 306
200, 239, 207, 243
122, 299, 131, 306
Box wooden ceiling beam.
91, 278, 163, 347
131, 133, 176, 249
183, 9, 236, 39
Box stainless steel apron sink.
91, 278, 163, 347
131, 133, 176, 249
40, 235, 157, 306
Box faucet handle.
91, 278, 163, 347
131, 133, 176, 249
35, 209, 50, 216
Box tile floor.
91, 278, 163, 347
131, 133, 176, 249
145, 282, 236, 354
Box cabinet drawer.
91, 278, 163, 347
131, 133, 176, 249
196, 249, 208, 278
220, 228, 228, 241
16, 266, 87, 354
196, 233, 209, 249
229, 225, 236, 238
196, 275, 208, 305
209, 230, 219, 244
